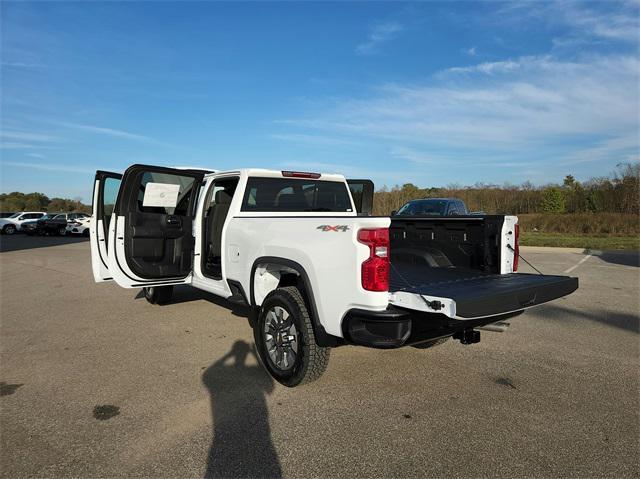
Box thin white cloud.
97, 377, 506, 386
390, 146, 530, 168
1, 61, 46, 68
465, 46, 477, 56
390, 146, 450, 165
497, 0, 640, 43
0, 161, 95, 174
278, 53, 639, 165
447, 58, 524, 75
0, 142, 59, 149
562, 136, 640, 165
355, 22, 404, 55
1, 130, 63, 142
269, 133, 358, 146
50, 120, 153, 141
27, 152, 46, 159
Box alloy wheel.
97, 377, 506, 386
263, 305, 298, 371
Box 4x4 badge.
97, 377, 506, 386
317, 225, 350, 232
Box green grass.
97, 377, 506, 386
520, 232, 640, 250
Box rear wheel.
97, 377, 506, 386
57, 226, 66, 236
3, 224, 16, 235
143, 285, 174, 305
254, 286, 330, 387
82, 229, 90, 237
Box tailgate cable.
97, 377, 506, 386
389, 262, 444, 311
507, 244, 544, 275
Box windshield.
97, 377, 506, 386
8, 213, 21, 218
396, 199, 448, 216
40, 214, 56, 220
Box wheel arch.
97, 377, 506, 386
249, 256, 340, 347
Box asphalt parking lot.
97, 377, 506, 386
1, 235, 638, 478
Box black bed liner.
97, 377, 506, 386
390, 263, 579, 318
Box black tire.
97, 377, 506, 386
411, 337, 450, 349
254, 286, 330, 387
57, 226, 66, 236
143, 285, 174, 305
3, 224, 17, 235
82, 229, 90, 237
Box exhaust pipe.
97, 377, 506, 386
477, 321, 510, 333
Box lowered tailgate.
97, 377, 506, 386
389, 265, 578, 319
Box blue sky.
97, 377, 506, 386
1, 1, 638, 202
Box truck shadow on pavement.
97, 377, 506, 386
594, 250, 640, 268
0, 234, 88, 253
201, 340, 281, 479
134, 286, 254, 321
539, 304, 639, 334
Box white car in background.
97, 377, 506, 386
0, 212, 46, 235
66, 215, 91, 236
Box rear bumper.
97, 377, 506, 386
342, 306, 525, 349
342, 308, 412, 348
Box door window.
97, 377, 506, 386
347, 179, 374, 215
102, 176, 121, 248
137, 172, 195, 215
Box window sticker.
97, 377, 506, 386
142, 182, 181, 207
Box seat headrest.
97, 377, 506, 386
215, 190, 233, 205
276, 193, 305, 210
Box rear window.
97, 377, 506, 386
241, 177, 353, 212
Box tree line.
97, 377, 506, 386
2, 162, 638, 217
0, 192, 91, 214
372, 163, 640, 216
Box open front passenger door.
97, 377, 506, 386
107, 165, 205, 288
90, 171, 123, 282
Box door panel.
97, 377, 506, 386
347, 179, 374, 216
108, 165, 205, 288
90, 171, 123, 282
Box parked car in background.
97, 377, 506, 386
393, 198, 470, 217
37, 212, 89, 236
66, 215, 91, 236
21, 220, 40, 235
0, 211, 46, 234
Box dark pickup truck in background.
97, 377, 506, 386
393, 198, 484, 217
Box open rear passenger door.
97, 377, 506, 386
90, 171, 123, 282
347, 179, 374, 216
107, 165, 205, 288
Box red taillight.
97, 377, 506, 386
513, 223, 520, 272
358, 228, 389, 292
281, 170, 321, 179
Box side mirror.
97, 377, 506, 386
391, 210, 397, 216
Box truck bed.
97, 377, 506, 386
390, 262, 578, 318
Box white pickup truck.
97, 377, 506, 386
90, 165, 578, 387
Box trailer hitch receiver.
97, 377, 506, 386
453, 329, 481, 345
